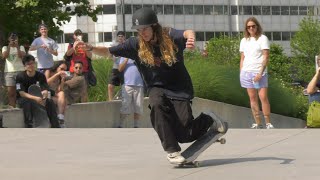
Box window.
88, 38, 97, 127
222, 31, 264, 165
253, 6, 262, 15
215, 32, 225, 38
205, 32, 214, 40
264, 32, 272, 41
124, 4, 132, 14
224, 5, 229, 15
242, 6, 252, 15
291, 32, 296, 38
282, 32, 291, 41
194, 5, 203, 15
104, 32, 112, 42
196, 32, 205, 41
308, 6, 315, 15
125, 32, 133, 38
214, 5, 224, 15
154, 4, 163, 15
231, 6, 238, 15
116, 3, 122, 14
132, 5, 142, 13
231, 32, 240, 37
290, 6, 299, 15
184, 5, 193, 15
164, 5, 173, 14
299, 6, 308, 15
143, 4, 153, 9
272, 6, 280, 15
55, 35, 63, 43
204, 5, 213, 15
103, 5, 116, 14
262, 6, 271, 15
64, 33, 74, 43
273, 32, 281, 41
281, 6, 290, 15
174, 5, 183, 15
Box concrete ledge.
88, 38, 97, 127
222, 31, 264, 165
0, 97, 306, 128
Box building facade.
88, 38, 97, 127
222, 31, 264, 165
56, 0, 320, 59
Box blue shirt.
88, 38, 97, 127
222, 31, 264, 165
119, 57, 143, 87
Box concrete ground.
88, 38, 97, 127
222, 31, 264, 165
0, 128, 319, 180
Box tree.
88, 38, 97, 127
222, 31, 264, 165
290, 16, 320, 83
0, 0, 102, 46
268, 43, 291, 82
206, 35, 241, 66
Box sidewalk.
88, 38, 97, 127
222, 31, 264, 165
0, 129, 318, 180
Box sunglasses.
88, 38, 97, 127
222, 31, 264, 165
247, 25, 257, 29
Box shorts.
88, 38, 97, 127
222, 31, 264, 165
240, 71, 268, 89
120, 85, 144, 115
4, 71, 22, 86
108, 69, 122, 86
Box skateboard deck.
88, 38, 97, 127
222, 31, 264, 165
177, 122, 228, 167
28, 85, 50, 128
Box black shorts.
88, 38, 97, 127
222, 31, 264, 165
108, 69, 122, 86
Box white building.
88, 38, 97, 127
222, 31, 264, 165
56, 0, 320, 59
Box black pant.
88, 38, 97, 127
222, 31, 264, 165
149, 87, 213, 153
17, 97, 60, 128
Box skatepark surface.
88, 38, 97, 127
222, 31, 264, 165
0, 128, 319, 180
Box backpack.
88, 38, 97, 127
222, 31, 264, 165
307, 101, 320, 128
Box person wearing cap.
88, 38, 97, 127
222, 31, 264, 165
29, 24, 59, 80
2, 32, 26, 107
64, 29, 92, 102
83, 7, 227, 164
108, 31, 125, 101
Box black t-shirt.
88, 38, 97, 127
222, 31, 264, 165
109, 28, 194, 100
16, 71, 49, 98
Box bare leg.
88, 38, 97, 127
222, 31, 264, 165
108, 84, 114, 101
258, 87, 271, 124
133, 113, 140, 128
247, 88, 262, 125
7, 86, 16, 107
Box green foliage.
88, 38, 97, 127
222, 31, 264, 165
290, 16, 320, 82
0, 0, 102, 46
185, 59, 308, 119
206, 35, 241, 66
268, 43, 292, 82
87, 58, 113, 102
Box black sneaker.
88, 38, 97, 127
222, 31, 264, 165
204, 112, 227, 133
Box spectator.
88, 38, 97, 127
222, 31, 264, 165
47, 61, 68, 127
306, 56, 320, 103
108, 31, 125, 101
239, 17, 274, 129
65, 29, 92, 102
2, 32, 26, 107
29, 24, 58, 79
63, 61, 86, 105
117, 57, 144, 128
16, 54, 60, 128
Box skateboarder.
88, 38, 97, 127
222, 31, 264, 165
16, 54, 60, 128
83, 7, 227, 164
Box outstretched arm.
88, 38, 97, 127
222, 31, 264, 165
85, 44, 111, 57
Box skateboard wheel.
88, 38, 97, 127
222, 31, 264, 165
194, 161, 200, 167
219, 138, 226, 144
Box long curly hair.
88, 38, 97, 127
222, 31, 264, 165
138, 24, 177, 66
244, 17, 263, 40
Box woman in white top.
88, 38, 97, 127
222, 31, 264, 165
239, 17, 274, 129
2, 33, 26, 107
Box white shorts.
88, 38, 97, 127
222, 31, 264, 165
120, 85, 144, 115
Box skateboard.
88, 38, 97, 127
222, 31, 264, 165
176, 122, 228, 168
28, 84, 50, 128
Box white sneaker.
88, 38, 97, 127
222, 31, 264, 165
204, 112, 227, 133
251, 123, 263, 129
266, 123, 274, 129
167, 152, 185, 164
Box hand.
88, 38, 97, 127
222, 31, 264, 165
83, 43, 93, 51
253, 74, 262, 82
59, 71, 67, 78
186, 37, 195, 50
35, 96, 46, 106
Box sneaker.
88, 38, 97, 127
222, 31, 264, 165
167, 152, 186, 164
251, 123, 263, 129
59, 120, 66, 128
204, 112, 227, 133
266, 123, 274, 129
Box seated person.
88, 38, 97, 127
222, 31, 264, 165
16, 54, 60, 128
306, 67, 320, 103
47, 61, 68, 127
62, 61, 86, 104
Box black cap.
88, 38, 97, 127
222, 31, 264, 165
131, 8, 158, 29
74, 29, 82, 35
